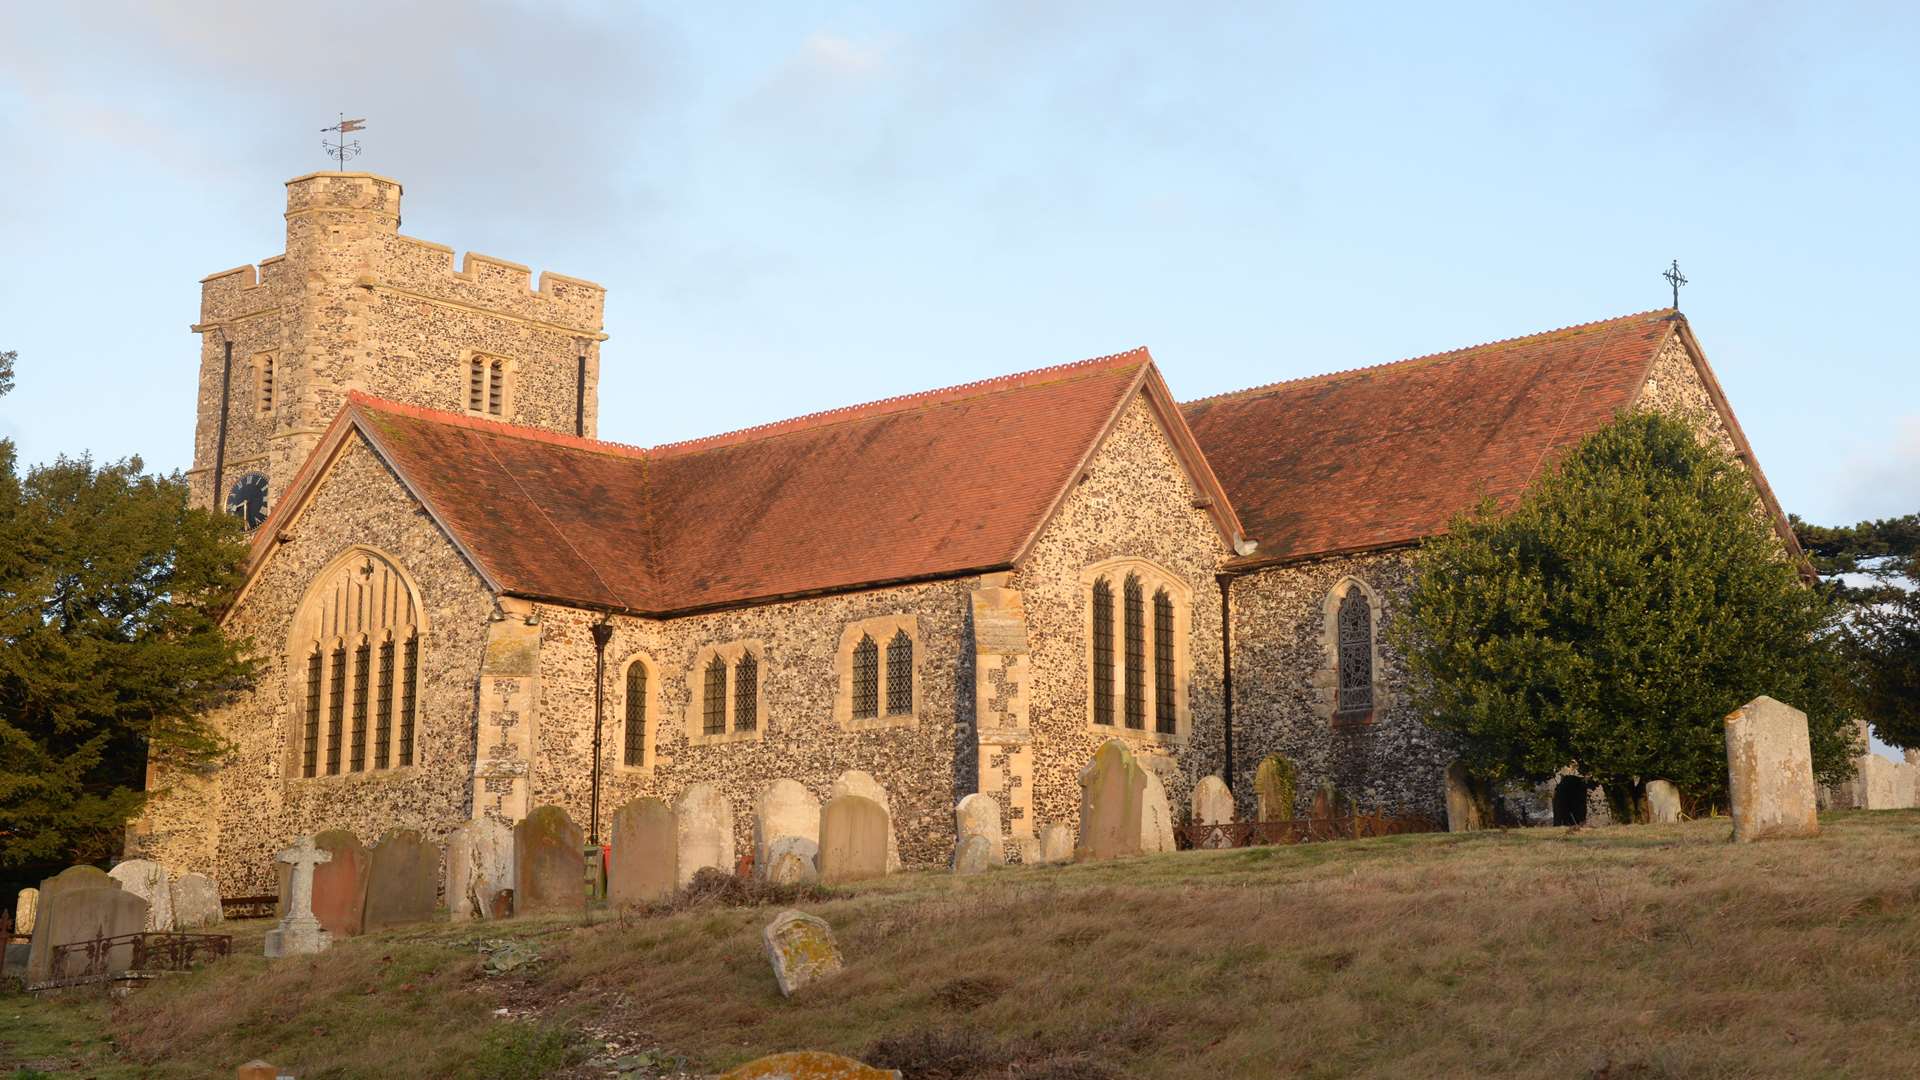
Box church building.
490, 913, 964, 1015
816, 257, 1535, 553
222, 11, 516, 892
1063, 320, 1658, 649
140, 172, 1803, 892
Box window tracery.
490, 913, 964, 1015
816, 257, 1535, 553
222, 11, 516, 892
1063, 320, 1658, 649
1083, 558, 1190, 740
287, 548, 426, 778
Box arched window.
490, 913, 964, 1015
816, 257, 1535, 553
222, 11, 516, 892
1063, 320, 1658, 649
852, 634, 879, 719
1123, 574, 1146, 730
1335, 588, 1375, 722
734, 652, 759, 731
703, 655, 727, 735
1153, 589, 1175, 734
288, 548, 426, 778
623, 661, 648, 767
886, 630, 913, 716
1092, 578, 1114, 725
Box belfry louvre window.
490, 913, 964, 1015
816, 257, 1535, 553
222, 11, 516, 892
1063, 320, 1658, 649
255, 354, 275, 413
703, 656, 727, 735
1092, 579, 1114, 725
852, 635, 880, 720
624, 663, 647, 767
468, 356, 508, 416
886, 630, 913, 716
1123, 575, 1146, 730
1336, 590, 1375, 720
288, 549, 426, 778
1154, 590, 1175, 734
734, 653, 759, 732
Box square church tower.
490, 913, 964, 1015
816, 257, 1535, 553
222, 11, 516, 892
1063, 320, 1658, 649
188, 172, 607, 528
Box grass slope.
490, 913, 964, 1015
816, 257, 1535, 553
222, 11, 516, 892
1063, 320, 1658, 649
6, 811, 1920, 1079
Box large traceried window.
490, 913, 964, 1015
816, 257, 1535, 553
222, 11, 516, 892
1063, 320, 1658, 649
1084, 558, 1191, 740
1335, 589, 1375, 721
288, 547, 426, 779
835, 615, 920, 729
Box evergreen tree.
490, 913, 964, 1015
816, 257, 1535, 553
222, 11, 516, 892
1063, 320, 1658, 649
1793, 513, 1920, 748
0, 398, 255, 872
1398, 411, 1856, 809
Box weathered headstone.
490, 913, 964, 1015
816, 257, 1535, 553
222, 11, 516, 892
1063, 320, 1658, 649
170, 873, 223, 930
25, 866, 148, 985
817, 794, 889, 884
761, 909, 843, 997
1141, 769, 1176, 854
1444, 761, 1490, 832
1309, 783, 1339, 820
609, 796, 678, 906
445, 817, 515, 921
1645, 780, 1683, 824
1038, 822, 1074, 864
831, 770, 901, 870
722, 1050, 900, 1079
952, 834, 996, 875
1191, 775, 1235, 826
1253, 753, 1297, 822
763, 836, 820, 885
306, 829, 371, 936
1076, 739, 1147, 861
1725, 695, 1819, 842
265, 836, 332, 958
15, 887, 38, 935
952, 793, 1005, 870
363, 829, 436, 932
514, 805, 586, 915
673, 783, 737, 889
753, 779, 821, 875
108, 858, 176, 932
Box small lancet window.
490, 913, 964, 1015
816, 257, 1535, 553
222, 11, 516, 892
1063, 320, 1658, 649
886, 630, 913, 716
1336, 589, 1375, 720
1153, 589, 1175, 734
1123, 574, 1145, 730
734, 652, 758, 732
326, 643, 346, 775
852, 634, 879, 720
256, 354, 275, 413
375, 637, 395, 770
303, 647, 322, 778
349, 639, 371, 772
398, 633, 418, 766
703, 655, 727, 735
1092, 578, 1114, 725
624, 663, 647, 767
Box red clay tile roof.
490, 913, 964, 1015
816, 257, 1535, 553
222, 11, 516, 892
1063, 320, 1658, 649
1180, 310, 1684, 565
301, 348, 1215, 613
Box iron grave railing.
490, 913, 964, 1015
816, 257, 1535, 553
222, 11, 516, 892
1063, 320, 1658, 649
29, 931, 233, 992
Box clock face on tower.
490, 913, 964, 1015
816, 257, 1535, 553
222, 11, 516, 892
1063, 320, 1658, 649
226, 472, 270, 530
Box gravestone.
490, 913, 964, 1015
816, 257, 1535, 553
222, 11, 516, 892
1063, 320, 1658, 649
831, 770, 901, 870
753, 779, 821, 875
363, 829, 436, 932
952, 834, 996, 875
817, 795, 889, 884
1253, 753, 1297, 822
722, 1050, 900, 1079
1076, 739, 1147, 861
445, 817, 515, 921
1038, 823, 1074, 864
952, 793, 1004, 869
265, 835, 332, 958
109, 858, 175, 932
609, 796, 678, 906
1645, 780, 1683, 824
674, 783, 737, 889
25, 866, 148, 985
1191, 775, 1235, 826
306, 830, 371, 936
761, 909, 843, 997
514, 805, 586, 915
1444, 761, 1490, 832
1141, 769, 1176, 854
1725, 696, 1819, 842
764, 836, 820, 885
15, 887, 37, 935
170, 873, 223, 930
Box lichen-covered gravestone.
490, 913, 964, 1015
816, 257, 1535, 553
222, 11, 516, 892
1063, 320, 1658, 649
363, 829, 436, 932
830, 770, 901, 870
1645, 780, 1683, 824
14, 887, 38, 935
514, 805, 586, 915
1725, 696, 1820, 842
753, 779, 821, 876
609, 796, 678, 906
817, 795, 889, 884
1038, 823, 1074, 864
763, 836, 820, 885
170, 873, 223, 930
25, 866, 148, 985
445, 817, 515, 921
761, 909, 844, 997
952, 793, 1004, 870
1253, 754, 1297, 822
1444, 761, 1490, 832
1190, 775, 1235, 827
674, 783, 737, 889
722, 1050, 900, 1079
952, 834, 996, 875
108, 859, 175, 932
1075, 739, 1147, 861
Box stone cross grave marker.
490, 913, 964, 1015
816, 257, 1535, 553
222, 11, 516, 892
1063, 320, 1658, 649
266, 835, 333, 958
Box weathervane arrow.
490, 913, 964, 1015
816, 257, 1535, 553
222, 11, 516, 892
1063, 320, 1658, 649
321, 113, 366, 170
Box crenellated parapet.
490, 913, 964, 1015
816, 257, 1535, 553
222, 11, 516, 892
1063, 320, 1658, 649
374, 238, 605, 337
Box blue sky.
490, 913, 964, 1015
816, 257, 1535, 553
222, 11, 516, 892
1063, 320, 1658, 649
2, 0, 1915, 529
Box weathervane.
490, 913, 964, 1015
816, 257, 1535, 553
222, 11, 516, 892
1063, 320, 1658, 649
322, 113, 366, 170
1663, 259, 1687, 311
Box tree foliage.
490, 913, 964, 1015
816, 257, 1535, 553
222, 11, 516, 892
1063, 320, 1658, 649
0, 438, 255, 872
1398, 411, 1855, 805
1793, 512, 1920, 748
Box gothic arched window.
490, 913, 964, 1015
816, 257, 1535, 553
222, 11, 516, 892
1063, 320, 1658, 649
886, 630, 913, 716
1336, 588, 1375, 721
1084, 558, 1190, 739
733, 652, 758, 732
290, 548, 425, 778
1153, 589, 1175, 734
1123, 574, 1146, 730
703, 655, 727, 735
623, 660, 648, 767
1092, 578, 1115, 725
852, 634, 879, 719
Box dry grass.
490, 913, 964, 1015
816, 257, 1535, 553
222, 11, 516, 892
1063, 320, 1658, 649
8, 811, 1920, 1078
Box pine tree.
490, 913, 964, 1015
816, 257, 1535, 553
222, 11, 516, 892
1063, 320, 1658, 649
1398, 411, 1856, 810
1793, 513, 1920, 749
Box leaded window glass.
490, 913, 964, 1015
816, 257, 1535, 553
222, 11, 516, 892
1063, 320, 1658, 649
886, 630, 913, 716
1123, 575, 1146, 729
703, 655, 727, 735
349, 639, 370, 772
375, 638, 394, 770
1336, 589, 1374, 719
303, 647, 322, 778
624, 663, 647, 767
1154, 589, 1175, 734
1092, 578, 1114, 725
852, 634, 879, 719
398, 634, 418, 766
326, 644, 346, 775
734, 652, 759, 731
